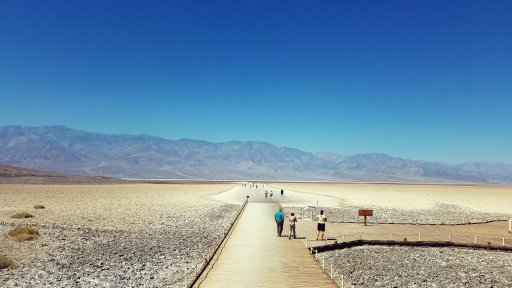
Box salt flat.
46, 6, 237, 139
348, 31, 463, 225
1, 182, 511, 287
0, 184, 237, 229
271, 182, 512, 213
211, 183, 341, 207
264, 183, 512, 287
0, 183, 240, 287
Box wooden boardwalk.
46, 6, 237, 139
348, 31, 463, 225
194, 203, 335, 288
297, 218, 512, 248
191, 185, 511, 287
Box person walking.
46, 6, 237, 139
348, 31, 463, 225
288, 212, 297, 239
280, 189, 284, 197
270, 191, 273, 199
316, 209, 327, 240
274, 207, 285, 237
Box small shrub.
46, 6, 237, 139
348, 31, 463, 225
8, 226, 40, 242
0, 255, 16, 269
34, 205, 45, 209
11, 212, 34, 219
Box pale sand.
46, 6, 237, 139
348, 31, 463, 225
0, 183, 236, 229
270, 183, 512, 214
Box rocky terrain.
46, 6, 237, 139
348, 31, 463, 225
0, 205, 239, 287
321, 245, 512, 287
0, 184, 241, 288
284, 204, 511, 225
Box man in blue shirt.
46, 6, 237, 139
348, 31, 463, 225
274, 207, 285, 237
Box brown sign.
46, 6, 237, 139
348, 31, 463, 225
358, 209, 373, 226
358, 209, 373, 217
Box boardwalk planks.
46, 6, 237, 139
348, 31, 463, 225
194, 203, 335, 288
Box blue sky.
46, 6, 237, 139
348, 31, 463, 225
1, 1, 511, 164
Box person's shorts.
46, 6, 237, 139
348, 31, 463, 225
317, 223, 325, 231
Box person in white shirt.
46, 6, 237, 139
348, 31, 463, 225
288, 213, 297, 239
316, 210, 327, 240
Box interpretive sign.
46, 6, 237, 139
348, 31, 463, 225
358, 209, 373, 226
358, 209, 373, 217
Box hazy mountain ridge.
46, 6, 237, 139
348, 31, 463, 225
1, 125, 511, 183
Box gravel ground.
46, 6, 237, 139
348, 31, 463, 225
0, 184, 241, 288
321, 245, 512, 287
284, 204, 511, 224
0, 204, 240, 288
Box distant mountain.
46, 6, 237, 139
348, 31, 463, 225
1, 125, 511, 183
0, 164, 124, 184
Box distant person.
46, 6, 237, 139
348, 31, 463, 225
274, 207, 285, 237
288, 212, 297, 239
316, 210, 327, 241
280, 189, 284, 197
270, 191, 273, 199
265, 191, 268, 199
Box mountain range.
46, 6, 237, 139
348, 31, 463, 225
1, 125, 511, 183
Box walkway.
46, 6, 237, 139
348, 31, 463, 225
299, 218, 512, 248
194, 203, 335, 288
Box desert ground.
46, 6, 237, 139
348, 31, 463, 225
1, 181, 512, 287
266, 182, 512, 287
322, 245, 512, 287
271, 182, 512, 212
270, 183, 512, 224
0, 183, 240, 287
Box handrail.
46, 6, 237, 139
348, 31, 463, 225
160, 198, 248, 287
306, 231, 512, 251
310, 236, 512, 288
190, 198, 248, 287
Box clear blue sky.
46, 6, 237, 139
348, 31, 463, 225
1, 1, 511, 164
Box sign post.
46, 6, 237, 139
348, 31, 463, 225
358, 209, 373, 226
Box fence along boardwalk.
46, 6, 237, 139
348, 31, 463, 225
194, 203, 335, 288
299, 217, 512, 248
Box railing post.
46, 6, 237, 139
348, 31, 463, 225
341, 274, 344, 288
330, 263, 333, 279
474, 235, 477, 244
448, 233, 451, 242
315, 250, 318, 260
322, 255, 325, 269
418, 233, 421, 241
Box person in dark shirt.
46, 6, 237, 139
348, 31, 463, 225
274, 207, 285, 237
